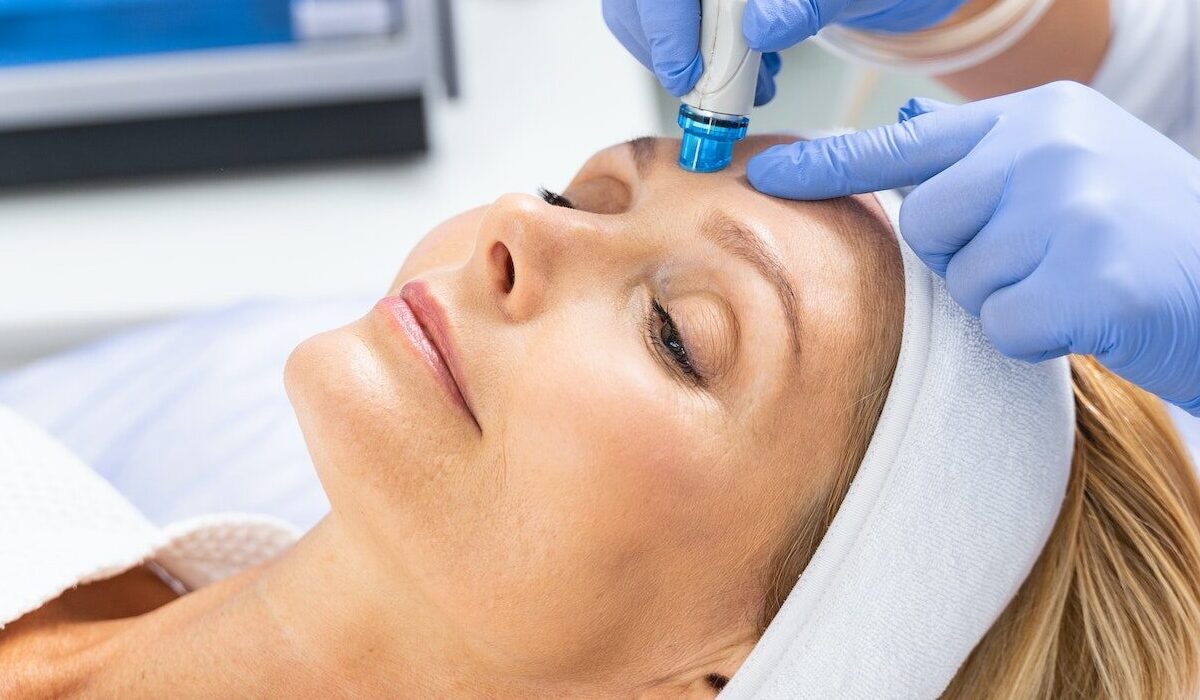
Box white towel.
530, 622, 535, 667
0, 402, 298, 628
723, 189, 1076, 698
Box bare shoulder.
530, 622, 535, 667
0, 566, 178, 698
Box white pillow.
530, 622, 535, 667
0, 296, 373, 531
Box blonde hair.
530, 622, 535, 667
760, 354, 1200, 699
942, 357, 1200, 699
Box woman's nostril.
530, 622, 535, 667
491, 241, 515, 294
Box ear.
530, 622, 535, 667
663, 640, 757, 698
656, 675, 722, 698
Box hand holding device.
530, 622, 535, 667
749, 82, 1200, 414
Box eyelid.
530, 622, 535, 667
552, 176, 631, 215
644, 300, 705, 388
646, 285, 746, 393
666, 292, 741, 380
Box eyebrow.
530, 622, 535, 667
625, 136, 657, 179
700, 211, 802, 355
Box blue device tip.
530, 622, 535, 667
677, 104, 749, 173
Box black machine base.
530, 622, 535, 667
0, 96, 427, 188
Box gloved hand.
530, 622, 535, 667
601, 0, 967, 103
747, 81, 1200, 415
743, 0, 972, 49
602, 0, 782, 103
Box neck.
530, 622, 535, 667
80, 516, 564, 699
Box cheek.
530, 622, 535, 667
461, 311, 737, 664
496, 309, 724, 567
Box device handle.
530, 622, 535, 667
681, 0, 762, 116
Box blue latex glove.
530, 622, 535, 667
748, 81, 1200, 415
743, 0, 972, 51
602, 0, 782, 103
601, 0, 966, 102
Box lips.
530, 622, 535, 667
375, 281, 478, 428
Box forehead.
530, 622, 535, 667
572, 135, 891, 287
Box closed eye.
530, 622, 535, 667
647, 300, 703, 386
538, 187, 575, 209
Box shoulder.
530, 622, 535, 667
0, 566, 178, 698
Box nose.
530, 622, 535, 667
472, 193, 605, 321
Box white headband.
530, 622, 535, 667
723, 189, 1075, 698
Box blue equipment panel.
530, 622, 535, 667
0, 0, 294, 67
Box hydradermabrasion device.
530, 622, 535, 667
677, 0, 763, 173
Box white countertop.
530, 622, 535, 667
0, 0, 661, 366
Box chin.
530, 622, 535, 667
284, 318, 474, 509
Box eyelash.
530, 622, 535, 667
538, 187, 699, 386
646, 300, 702, 385
537, 187, 575, 209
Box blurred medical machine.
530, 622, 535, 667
0, 0, 456, 186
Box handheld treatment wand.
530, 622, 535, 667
678, 0, 763, 173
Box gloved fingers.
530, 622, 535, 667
754, 66, 775, 106
978, 266, 1071, 362
636, 0, 704, 96
746, 100, 998, 199
897, 96, 957, 121
899, 137, 1007, 279
942, 204, 1048, 316
754, 52, 782, 106
743, 0, 851, 51
1177, 395, 1200, 417
839, 0, 971, 32
602, 0, 653, 68
762, 50, 782, 77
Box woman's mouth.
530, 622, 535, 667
374, 281, 479, 429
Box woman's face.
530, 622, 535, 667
285, 136, 901, 692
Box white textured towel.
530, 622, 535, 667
723, 190, 1076, 698
0, 402, 298, 628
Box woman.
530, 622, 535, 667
2, 135, 1200, 698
